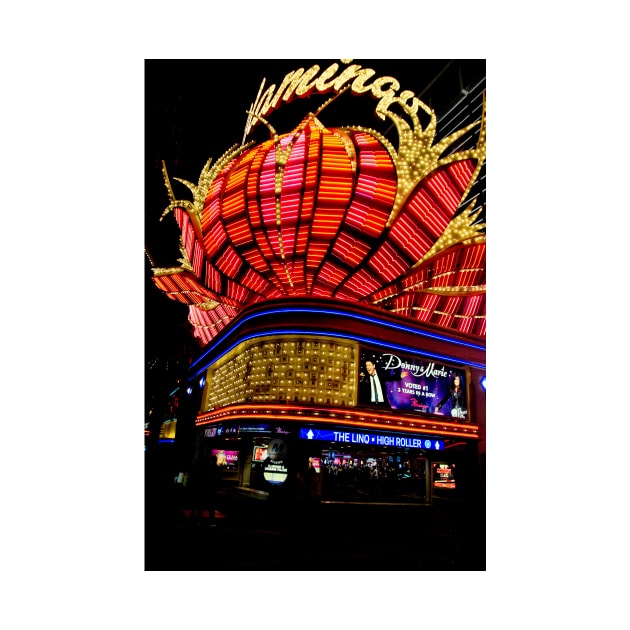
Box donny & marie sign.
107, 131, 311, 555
359, 346, 469, 421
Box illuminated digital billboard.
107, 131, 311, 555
433, 462, 456, 490
212, 449, 239, 471
252, 445, 268, 462
359, 346, 469, 421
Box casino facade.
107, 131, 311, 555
149, 60, 486, 505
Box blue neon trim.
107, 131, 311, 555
188, 328, 485, 381
190, 306, 485, 371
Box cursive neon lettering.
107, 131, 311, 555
350, 68, 378, 93
294, 65, 324, 97
314, 62, 341, 92
244, 59, 426, 137
382, 353, 450, 378
270, 70, 303, 108
256, 81, 278, 119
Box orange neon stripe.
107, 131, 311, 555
196, 403, 478, 437
196, 411, 478, 440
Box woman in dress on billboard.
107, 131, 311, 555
435, 373, 467, 420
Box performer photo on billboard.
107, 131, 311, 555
358, 345, 471, 421
358, 354, 403, 408
434, 373, 468, 420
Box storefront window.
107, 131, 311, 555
318, 449, 427, 502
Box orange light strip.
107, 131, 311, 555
239, 267, 268, 295
196, 403, 478, 439
404, 186, 449, 239
476, 317, 486, 336
330, 231, 370, 268
426, 168, 462, 211
214, 244, 242, 277
389, 212, 433, 261
342, 267, 383, 295
225, 279, 249, 303
192, 241, 204, 277
203, 219, 227, 259
368, 240, 410, 282
449, 160, 477, 190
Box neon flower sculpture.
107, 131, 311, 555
151, 68, 486, 346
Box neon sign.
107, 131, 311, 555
243, 59, 425, 140
299, 427, 443, 451
153, 60, 486, 345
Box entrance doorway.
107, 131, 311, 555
318, 448, 429, 503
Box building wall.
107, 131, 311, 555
187, 298, 485, 503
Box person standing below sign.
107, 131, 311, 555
359, 359, 402, 407
435, 374, 467, 420
191, 455, 220, 526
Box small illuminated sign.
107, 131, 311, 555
212, 449, 239, 471
433, 462, 456, 489
263, 461, 288, 485
203, 423, 270, 438
238, 423, 271, 433
264, 438, 288, 485
299, 428, 443, 451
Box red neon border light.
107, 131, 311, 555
196, 403, 478, 440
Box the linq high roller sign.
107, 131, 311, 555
299, 428, 444, 451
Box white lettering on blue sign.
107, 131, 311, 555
395, 437, 424, 448
299, 428, 443, 450
351, 433, 370, 444
334, 431, 351, 442
376, 435, 396, 446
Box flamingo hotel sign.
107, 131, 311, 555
243, 59, 429, 140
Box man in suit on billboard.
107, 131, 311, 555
359, 359, 402, 408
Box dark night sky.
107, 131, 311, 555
144, 59, 486, 359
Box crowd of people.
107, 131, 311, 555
319, 457, 425, 499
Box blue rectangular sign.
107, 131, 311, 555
299, 428, 444, 451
